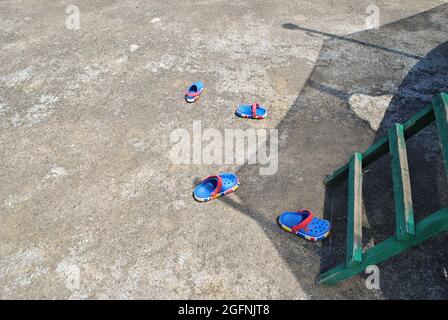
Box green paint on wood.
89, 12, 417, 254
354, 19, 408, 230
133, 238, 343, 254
433, 93, 448, 177
346, 153, 363, 266
317, 208, 448, 285
323, 161, 350, 185
389, 123, 415, 241
402, 103, 435, 138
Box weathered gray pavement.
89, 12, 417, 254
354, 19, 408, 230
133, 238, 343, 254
1, 0, 447, 299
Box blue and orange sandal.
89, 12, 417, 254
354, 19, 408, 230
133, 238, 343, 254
278, 209, 331, 241
236, 103, 267, 119
185, 81, 204, 103
193, 173, 240, 202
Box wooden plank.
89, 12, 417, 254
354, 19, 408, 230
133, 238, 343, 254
317, 207, 448, 285
432, 92, 448, 177
346, 153, 363, 266
323, 162, 349, 185
402, 103, 436, 138
324, 104, 435, 185
389, 123, 415, 240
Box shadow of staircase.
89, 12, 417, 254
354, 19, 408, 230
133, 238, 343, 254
222, 3, 448, 299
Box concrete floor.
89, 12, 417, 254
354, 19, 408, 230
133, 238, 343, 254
1, 0, 448, 299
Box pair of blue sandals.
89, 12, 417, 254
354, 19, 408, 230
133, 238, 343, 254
185, 81, 267, 119
188, 81, 331, 242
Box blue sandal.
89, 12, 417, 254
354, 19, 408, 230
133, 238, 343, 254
236, 103, 267, 119
278, 209, 331, 241
193, 173, 240, 202
185, 81, 204, 103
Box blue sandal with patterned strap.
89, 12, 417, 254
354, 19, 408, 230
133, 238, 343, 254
193, 173, 240, 202
236, 103, 267, 119
278, 209, 331, 241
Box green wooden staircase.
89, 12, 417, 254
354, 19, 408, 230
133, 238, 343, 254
317, 92, 448, 286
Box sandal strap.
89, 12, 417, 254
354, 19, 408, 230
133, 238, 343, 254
186, 91, 200, 97
204, 175, 223, 197
291, 209, 314, 233
251, 103, 259, 118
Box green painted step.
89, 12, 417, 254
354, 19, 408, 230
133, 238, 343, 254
433, 93, 448, 176
388, 123, 415, 241
346, 153, 363, 266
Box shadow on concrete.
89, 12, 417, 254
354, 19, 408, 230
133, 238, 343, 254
223, 3, 448, 299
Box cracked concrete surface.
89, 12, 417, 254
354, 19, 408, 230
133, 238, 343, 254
1, 0, 448, 299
